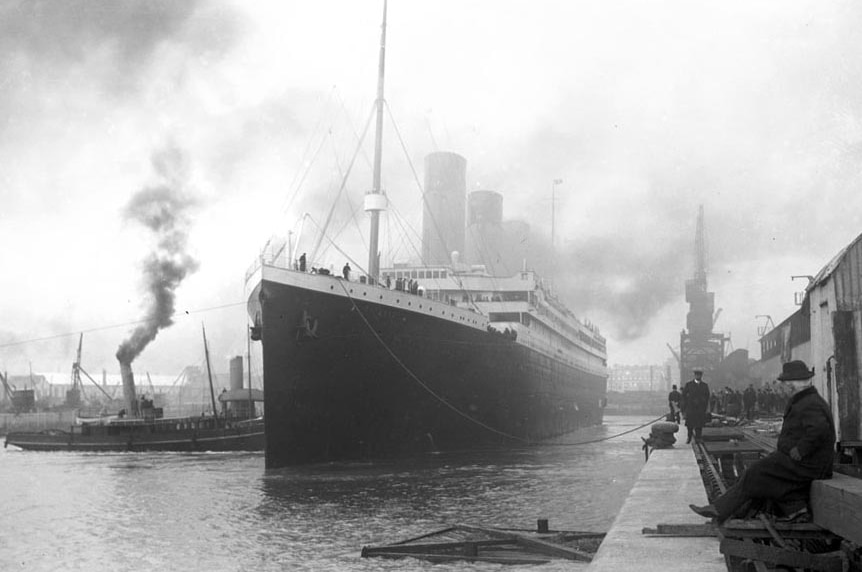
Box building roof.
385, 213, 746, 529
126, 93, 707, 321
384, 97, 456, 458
810, 231, 862, 290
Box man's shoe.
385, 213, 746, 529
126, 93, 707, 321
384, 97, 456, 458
689, 504, 719, 519
776, 507, 810, 523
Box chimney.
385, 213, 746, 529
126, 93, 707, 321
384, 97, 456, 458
422, 152, 466, 265
229, 356, 244, 390
119, 361, 140, 417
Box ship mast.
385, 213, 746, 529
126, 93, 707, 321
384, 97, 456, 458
365, 0, 388, 283
202, 324, 218, 419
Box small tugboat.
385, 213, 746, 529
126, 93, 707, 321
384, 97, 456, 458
4, 327, 264, 452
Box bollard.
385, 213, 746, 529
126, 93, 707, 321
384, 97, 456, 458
537, 518, 549, 533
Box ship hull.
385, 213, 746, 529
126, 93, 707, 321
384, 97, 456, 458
4, 419, 264, 452
256, 277, 606, 467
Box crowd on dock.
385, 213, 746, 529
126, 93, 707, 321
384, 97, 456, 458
708, 381, 792, 420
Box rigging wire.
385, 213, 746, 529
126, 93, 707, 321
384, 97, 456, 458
309, 105, 376, 263
0, 301, 247, 349
336, 279, 530, 444
385, 101, 504, 300
280, 118, 334, 217
304, 214, 368, 277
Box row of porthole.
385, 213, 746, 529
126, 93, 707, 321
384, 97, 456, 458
330, 284, 483, 326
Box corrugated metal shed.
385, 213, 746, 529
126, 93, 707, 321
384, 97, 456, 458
809, 231, 862, 305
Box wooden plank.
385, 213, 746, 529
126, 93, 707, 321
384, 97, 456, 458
722, 519, 824, 532
389, 526, 458, 545
642, 521, 830, 539
641, 524, 717, 537
715, 527, 769, 572
361, 550, 550, 565
833, 310, 860, 442
702, 442, 766, 454
720, 538, 846, 572
811, 472, 862, 545
362, 539, 512, 555
456, 524, 593, 562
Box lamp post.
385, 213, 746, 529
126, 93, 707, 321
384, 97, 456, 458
551, 178, 563, 249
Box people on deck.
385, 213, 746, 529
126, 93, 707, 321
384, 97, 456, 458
690, 360, 835, 523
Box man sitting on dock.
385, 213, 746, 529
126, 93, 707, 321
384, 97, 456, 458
690, 360, 835, 523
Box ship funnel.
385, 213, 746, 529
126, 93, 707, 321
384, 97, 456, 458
467, 190, 503, 226
422, 152, 466, 265
229, 356, 244, 390
119, 360, 140, 417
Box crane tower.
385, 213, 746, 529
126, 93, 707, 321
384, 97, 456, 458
679, 206, 729, 383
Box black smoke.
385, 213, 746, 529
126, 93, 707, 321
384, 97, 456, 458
116, 146, 199, 364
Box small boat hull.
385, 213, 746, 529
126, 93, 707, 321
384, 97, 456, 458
4, 417, 264, 452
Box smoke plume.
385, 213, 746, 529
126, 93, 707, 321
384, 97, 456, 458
116, 146, 199, 364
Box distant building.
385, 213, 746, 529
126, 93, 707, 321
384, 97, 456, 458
608, 364, 672, 392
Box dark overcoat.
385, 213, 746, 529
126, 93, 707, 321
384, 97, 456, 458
728, 386, 834, 504
682, 379, 710, 428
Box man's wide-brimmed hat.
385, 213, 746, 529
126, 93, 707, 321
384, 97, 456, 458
777, 360, 815, 381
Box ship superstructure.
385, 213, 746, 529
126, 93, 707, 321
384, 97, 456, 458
245, 2, 607, 467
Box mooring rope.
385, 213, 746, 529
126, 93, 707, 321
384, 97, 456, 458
337, 280, 531, 443
541, 414, 667, 447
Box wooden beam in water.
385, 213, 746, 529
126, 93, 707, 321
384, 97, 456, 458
720, 538, 846, 572
455, 524, 594, 562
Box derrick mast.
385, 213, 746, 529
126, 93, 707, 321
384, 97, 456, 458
679, 206, 728, 382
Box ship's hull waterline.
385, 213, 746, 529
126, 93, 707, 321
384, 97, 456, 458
253, 276, 606, 468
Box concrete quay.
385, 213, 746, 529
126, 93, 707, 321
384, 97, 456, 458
588, 445, 726, 571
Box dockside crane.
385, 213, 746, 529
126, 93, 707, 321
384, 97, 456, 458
679, 206, 729, 381
1, 371, 14, 402
666, 343, 681, 365
70, 334, 114, 403
66, 333, 85, 407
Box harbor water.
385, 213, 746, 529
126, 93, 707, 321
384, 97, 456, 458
1, 415, 654, 571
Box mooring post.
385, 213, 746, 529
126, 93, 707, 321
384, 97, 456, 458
537, 518, 549, 533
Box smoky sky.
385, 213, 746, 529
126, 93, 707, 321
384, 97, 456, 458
8, 2, 862, 374
0, 0, 242, 100
116, 146, 199, 364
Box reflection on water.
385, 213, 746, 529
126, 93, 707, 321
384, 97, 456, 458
1, 416, 651, 571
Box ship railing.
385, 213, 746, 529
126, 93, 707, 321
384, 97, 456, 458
514, 328, 605, 375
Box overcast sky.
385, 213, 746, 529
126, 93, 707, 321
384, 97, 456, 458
2, 0, 862, 379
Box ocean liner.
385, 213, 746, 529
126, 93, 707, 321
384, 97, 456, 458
245, 2, 607, 468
